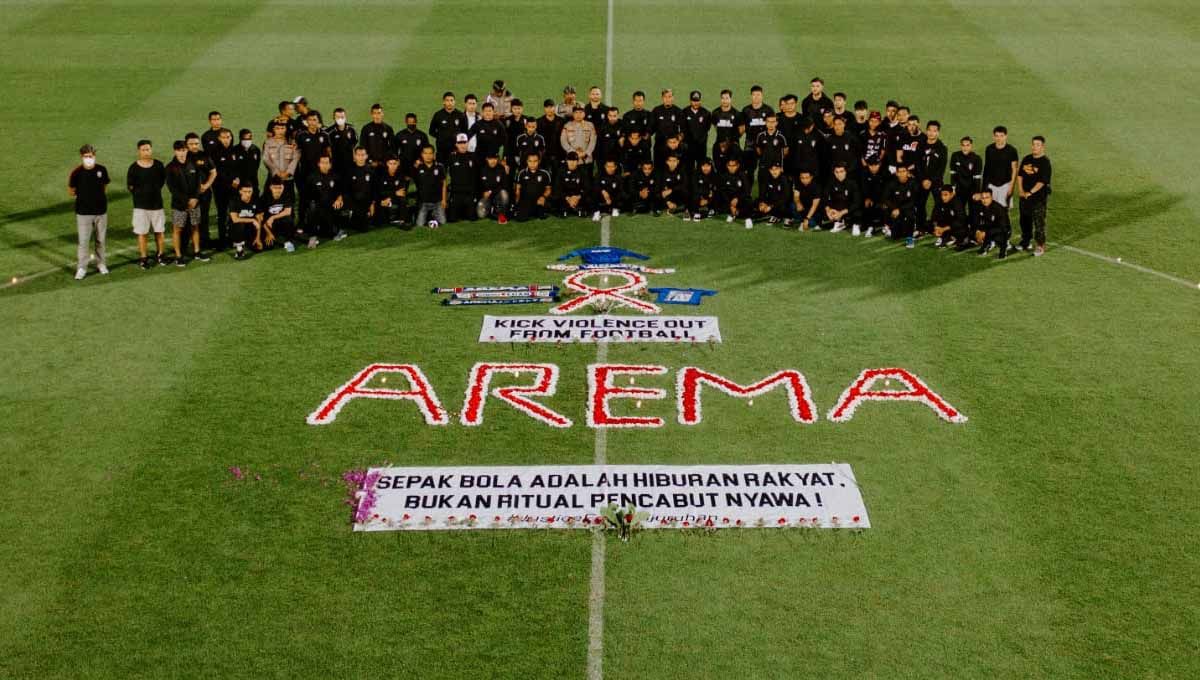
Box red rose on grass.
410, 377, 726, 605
624, 514, 633, 522
778, 518, 787, 525
469, 514, 477, 521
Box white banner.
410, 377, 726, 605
352, 464, 869, 531
479, 315, 722, 343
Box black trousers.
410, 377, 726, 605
1019, 199, 1047, 246
197, 191, 213, 248
513, 198, 546, 222
448, 194, 477, 222
213, 185, 232, 248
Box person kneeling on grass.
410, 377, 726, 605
592, 158, 623, 220
821, 163, 860, 233
477, 151, 511, 223
974, 190, 1012, 259
688, 158, 716, 221
513, 153, 553, 222
413, 145, 447, 229
792, 170, 821, 231
930, 185, 966, 249
658, 154, 689, 217
715, 156, 752, 229
755, 161, 793, 224
257, 178, 293, 251
304, 155, 344, 247
883, 165, 919, 248
556, 152, 589, 218
227, 184, 263, 259
626, 160, 659, 215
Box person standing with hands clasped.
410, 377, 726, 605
1016, 135, 1052, 256
70, 144, 110, 280
127, 140, 167, 268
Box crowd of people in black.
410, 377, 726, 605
67, 77, 1052, 280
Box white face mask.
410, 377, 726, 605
82, 157, 96, 169
241, 140, 253, 149
335, 117, 346, 126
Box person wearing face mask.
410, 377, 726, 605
236, 129, 261, 194
325, 107, 358, 177
395, 113, 429, 176
69, 144, 111, 280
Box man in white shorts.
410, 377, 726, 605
127, 139, 167, 268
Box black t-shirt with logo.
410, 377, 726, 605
1019, 154, 1052, 201
741, 104, 774, 149
69, 163, 110, 214
126, 160, 165, 210
257, 191, 292, 221
414, 162, 446, 203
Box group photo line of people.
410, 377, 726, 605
66, 77, 1052, 280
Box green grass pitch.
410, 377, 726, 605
2, 1, 1198, 678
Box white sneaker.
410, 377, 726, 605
683, 214, 692, 222
934, 237, 944, 248
592, 211, 601, 222
851, 224, 861, 237
97, 264, 110, 275
726, 215, 734, 223
882, 226, 892, 238
865, 227, 874, 238
744, 218, 753, 229
611, 209, 619, 217
831, 221, 846, 233
334, 230, 348, 241
74, 268, 86, 280
284, 241, 295, 253
427, 221, 439, 229
307, 236, 319, 249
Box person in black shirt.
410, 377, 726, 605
1016, 135, 1052, 255
201, 111, 224, 160
593, 159, 624, 219
165, 140, 207, 265
894, 115, 923, 174
596, 106, 624, 173
831, 93, 853, 126
793, 170, 822, 230
514, 118, 547, 169
257, 177, 293, 252
127, 139, 167, 268
430, 92, 466, 163
916, 120, 948, 227
536, 99, 565, 165
753, 113, 789, 187
472, 103, 506, 165
975, 190, 1012, 258
361, 104, 396, 167
621, 91, 651, 138
69, 144, 110, 280
711, 89, 744, 160
929, 185, 966, 248
626, 160, 659, 215
715, 156, 752, 228
294, 112, 331, 227
822, 164, 860, 233
791, 116, 822, 179
374, 156, 410, 227
303, 155, 343, 246
211, 128, 242, 250
237, 129, 261, 194
227, 184, 261, 259
657, 135, 686, 172
514, 153, 553, 222
265, 100, 298, 140
583, 86, 609, 130
447, 134, 479, 222
883, 165, 919, 245
504, 99, 531, 170
741, 85, 773, 178
859, 159, 887, 237
949, 136, 984, 204
346, 147, 375, 232
651, 88, 682, 165
688, 158, 716, 220
184, 133, 217, 250
851, 99, 870, 138
658, 153, 689, 216
413, 145, 447, 228
396, 113, 428, 175
325, 107, 358, 177
476, 151, 510, 223
621, 129, 652, 176
681, 92, 711, 173
823, 118, 859, 183
555, 152, 590, 217
983, 125, 1019, 207
862, 111, 889, 170
755, 161, 792, 224
801, 77, 834, 119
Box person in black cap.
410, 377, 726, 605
361, 104, 396, 167
447, 133, 478, 222
555, 151, 590, 217
430, 92, 466, 163
688, 157, 716, 221
477, 150, 511, 223
683, 90, 711, 174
